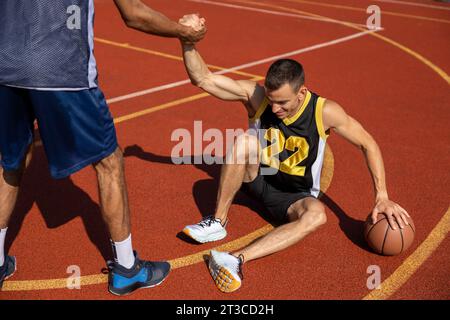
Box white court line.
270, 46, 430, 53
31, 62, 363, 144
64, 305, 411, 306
107, 79, 193, 104
188, 0, 367, 27
375, 0, 450, 11
107, 29, 376, 104
107, 0, 381, 105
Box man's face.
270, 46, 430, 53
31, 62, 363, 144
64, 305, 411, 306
265, 83, 306, 119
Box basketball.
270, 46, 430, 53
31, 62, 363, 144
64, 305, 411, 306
364, 213, 415, 256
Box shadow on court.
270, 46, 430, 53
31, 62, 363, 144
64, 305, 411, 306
5, 145, 112, 262
320, 193, 369, 251
123, 144, 275, 223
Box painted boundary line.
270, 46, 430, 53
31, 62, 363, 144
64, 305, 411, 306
227, 0, 450, 84
363, 206, 450, 300
189, 0, 368, 27
106, 29, 376, 108
223, 0, 450, 299
283, 0, 450, 24
2, 146, 335, 291
375, 0, 450, 11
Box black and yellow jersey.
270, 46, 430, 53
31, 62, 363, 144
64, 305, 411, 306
248, 90, 329, 197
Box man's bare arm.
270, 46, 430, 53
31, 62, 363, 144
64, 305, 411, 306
181, 43, 264, 110
323, 100, 410, 228
113, 0, 205, 42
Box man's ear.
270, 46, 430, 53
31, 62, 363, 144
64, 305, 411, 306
297, 85, 307, 100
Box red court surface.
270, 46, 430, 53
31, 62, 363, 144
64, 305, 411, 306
1, 0, 449, 300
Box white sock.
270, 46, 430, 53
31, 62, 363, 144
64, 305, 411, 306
111, 234, 135, 269
0, 228, 7, 267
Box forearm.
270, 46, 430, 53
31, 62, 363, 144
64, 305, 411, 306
119, 1, 189, 38
361, 141, 388, 201
181, 41, 253, 101
182, 43, 211, 85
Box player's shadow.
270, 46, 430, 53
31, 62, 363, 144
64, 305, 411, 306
4, 146, 112, 262
319, 193, 370, 251
123, 144, 278, 244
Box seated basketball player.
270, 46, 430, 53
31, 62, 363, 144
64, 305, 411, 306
179, 15, 410, 293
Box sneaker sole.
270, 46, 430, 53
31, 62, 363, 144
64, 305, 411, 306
208, 256, 241, 293
183, 228, 227, 243
108, 272, 170, 297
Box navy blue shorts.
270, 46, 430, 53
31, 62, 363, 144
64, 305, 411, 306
0, 85, 118, 179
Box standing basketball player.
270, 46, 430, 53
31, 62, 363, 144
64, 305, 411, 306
0, 1, 205, 295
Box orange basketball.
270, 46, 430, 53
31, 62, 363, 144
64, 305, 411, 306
364, 213, 415, 256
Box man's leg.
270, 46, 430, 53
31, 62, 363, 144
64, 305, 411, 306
93, 147, 135, 270
93, 147, 130, 242
0, 144, 33, 266
232, 197, 327, 262
93, 146, 170, 296
214, 134, 260, 223
182, 134, 260, 243
208, 197, 326, 293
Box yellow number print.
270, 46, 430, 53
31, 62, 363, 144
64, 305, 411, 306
262, 128, 285, 170
262, 128, 310, 176
280, 136, 309, 176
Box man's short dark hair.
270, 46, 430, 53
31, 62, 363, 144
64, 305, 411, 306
265, 59, 305, 92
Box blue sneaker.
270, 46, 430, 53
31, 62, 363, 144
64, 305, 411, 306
107, 251, 170, 296
0, 256, 17, 290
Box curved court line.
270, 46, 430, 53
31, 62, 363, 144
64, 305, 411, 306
1, 225, 273, 291
227, 0, 450, 84
99, 29, 375, 105
375, 0, 450, 11
363, 206, 450, 300
189, 0, 367, 27
4, 1, 447, 295
222, 0, 450, 299
2, 146, 334, 292
283, 0, 450, 24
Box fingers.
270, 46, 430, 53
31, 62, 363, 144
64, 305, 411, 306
387, 210, 410, 230
371, 209, 379, 224
398, 210, 410, 228
192, 26, 207, 42
386, 212, 399, 230
398, 204, 410, 218
393, 204, 409, 228
373, 199, 411, 231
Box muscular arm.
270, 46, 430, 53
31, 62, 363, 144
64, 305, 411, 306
181, 43, 264, 112
323, 100, 410, 227
323, 100, 387, 199
113, 0, 205, 42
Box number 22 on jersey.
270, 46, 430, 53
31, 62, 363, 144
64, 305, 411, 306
261, 128, 310, 176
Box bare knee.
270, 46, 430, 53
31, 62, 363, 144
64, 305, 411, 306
301, 209, 327, 231
94, 148, 124, 177
292, 201, 327, 231
230, 134, 259, 165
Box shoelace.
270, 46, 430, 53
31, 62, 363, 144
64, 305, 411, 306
198, 216, 220, 228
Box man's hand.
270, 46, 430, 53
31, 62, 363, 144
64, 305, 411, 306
371, 198, 411, 230
113, 0, 206, 42
179, 14, 206, 43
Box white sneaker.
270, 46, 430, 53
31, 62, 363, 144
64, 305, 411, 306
208, 250, 243, 293
182, 216, 227, 243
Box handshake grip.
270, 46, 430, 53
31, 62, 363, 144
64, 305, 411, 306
179, 13, 207, 44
